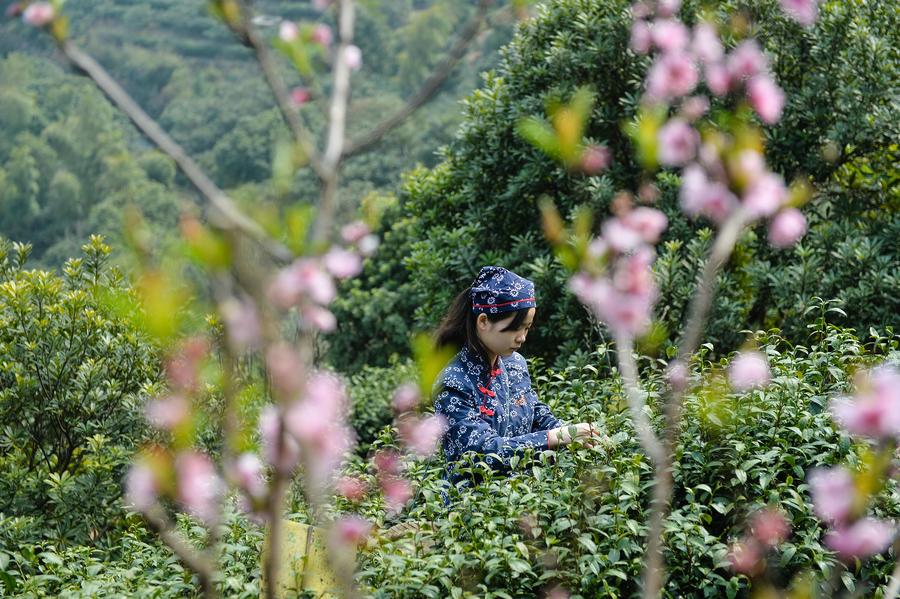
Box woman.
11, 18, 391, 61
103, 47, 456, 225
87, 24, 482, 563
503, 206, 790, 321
433, 266, 601, 490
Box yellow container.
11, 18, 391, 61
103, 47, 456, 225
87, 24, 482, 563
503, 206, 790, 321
259, 521, 346, 599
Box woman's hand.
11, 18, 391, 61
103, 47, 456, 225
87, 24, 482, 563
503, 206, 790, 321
547, 422, 604, 449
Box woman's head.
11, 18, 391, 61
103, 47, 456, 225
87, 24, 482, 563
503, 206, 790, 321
434, 266, 536, 364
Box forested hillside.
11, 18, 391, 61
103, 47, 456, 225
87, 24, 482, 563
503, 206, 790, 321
0, 0, 515, 265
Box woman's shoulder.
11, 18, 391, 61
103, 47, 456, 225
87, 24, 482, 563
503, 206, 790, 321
433, 349, 476, 395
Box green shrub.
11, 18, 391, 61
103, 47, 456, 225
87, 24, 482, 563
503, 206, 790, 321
348, 321, 900, 597
0, 236, 160, 545
328, 0, 900, 374
348, 358, 419, 455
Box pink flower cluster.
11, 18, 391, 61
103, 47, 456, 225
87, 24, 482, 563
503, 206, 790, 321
268, 221, 375, 332
727, 350, 771, 392
803, 366, 900, 563
729, 507, 790, 576
569, 205, 667, 338
808, 466, 894, 561
830, 366, 900, 439
372, 450, 413, 514
630, 3, 807, 247
125, 448, 224, 527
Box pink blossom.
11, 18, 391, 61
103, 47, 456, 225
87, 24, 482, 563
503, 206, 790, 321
331, 515, 372, 547
392, 383, 421, 414
358, 234, 380, 257
679, 164, 738, 223
311, 23, 333, 46
165, 338, 208, 393
373, 450, 402, 476
830, 366, 900, 439
587, 237, 609, 259
612, 247, 655, 296
780, 0, 819, 27
747, 74, 785, 124
284, 372, 347, 444
808, 467, 855, 524
323, 247, 362, 279
728, 540, 763, 575
341, 221, 370, 243
269, 258, 336, 308
580, 145, 611, 175
750, 508, 790, 547
692, 23, 723, 64
646, 52, 698, 100
334, 476, 367, 502
344, 45, 363, 71
743, 172, 787, 218
175, 451, 222, 525
622, 207, 668, 244
680, 95, 709, 121
630, 21, 652, 54
300, 304, 337, 332
667, 361, 688, 391
656, 0, 681, 18
125, 462, 158, 512
266, 343, 305, 398
231, 452, 266, 499
279, 21, 299, 42
728, 351, 771, 391
259, 405, 300, 472
601, 218, 643, 253
220, 298, 261, 351
704, 62, 732, 96
730, 149, 766, 188
290, 87, 311, 107
651, 19, 690, 54
768, 208, 807, 248
145, 394, 189, 430
22, 2, 54, 27
569, 274, 655, 338
381, 477, 413, 512
727, 40, 769, 81
825, 518, 894, 562
399, 415, 447, 457
631, 2, 652, 19
657, 118, 699, 166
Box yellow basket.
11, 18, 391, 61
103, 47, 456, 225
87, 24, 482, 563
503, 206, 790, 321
259, 521, 348, 599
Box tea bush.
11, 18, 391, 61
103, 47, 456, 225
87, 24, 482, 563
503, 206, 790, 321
328, 0, 900, 373
0, 236, 159, 545
348, 321, 900, 597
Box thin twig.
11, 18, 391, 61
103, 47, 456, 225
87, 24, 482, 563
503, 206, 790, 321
640, 208, 749, 598
232, 0, 326, 180
57, 40, 294, 264
343, 0, 495, 158
144, 507, 217, 599
614, 336, 666, 466
311, 0, 356, 246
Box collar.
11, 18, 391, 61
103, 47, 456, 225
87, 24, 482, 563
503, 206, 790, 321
458, 344, 504, 383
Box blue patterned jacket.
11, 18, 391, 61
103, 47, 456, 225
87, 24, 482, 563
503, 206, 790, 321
433, 345, 565, 486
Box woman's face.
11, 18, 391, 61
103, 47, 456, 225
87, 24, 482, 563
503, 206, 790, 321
476, 307, 535, 360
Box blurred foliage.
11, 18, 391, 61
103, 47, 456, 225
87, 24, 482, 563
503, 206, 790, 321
329, 0, 900, 373
0, 235, 159, 545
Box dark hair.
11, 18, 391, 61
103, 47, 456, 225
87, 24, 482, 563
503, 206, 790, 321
434, 287, 531, 366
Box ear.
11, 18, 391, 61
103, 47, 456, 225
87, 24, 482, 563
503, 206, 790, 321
476, 313, 489, 330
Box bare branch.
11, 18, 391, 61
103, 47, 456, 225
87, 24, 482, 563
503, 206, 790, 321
144, 507, 217, 598
343, 0, 495, 158
232, 0, 327, 180
639, 208, 750, 598
58, 40, 294, 264
614, 336, 666, 467
310, 0, 356, 246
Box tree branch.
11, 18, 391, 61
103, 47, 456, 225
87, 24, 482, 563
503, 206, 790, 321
343, 0, 495, 158
57, 40, 294, 264
310, 0, 356, 246
232, 0, 327, 181
640, 208, 750, 598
